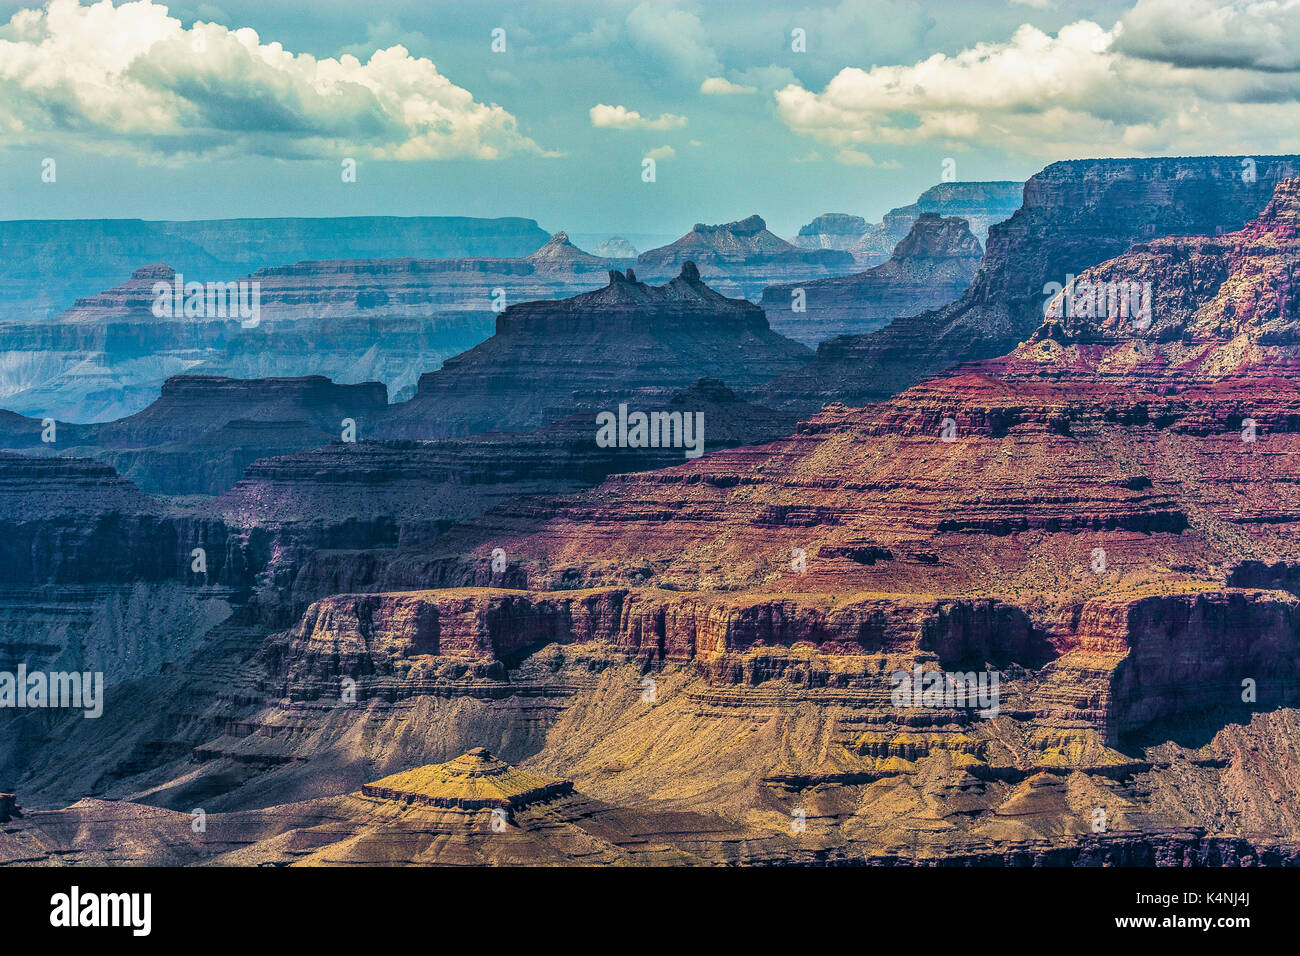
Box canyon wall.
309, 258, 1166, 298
762, 214, 984, 345
762, 155, 1299, 415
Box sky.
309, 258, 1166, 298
0, 0, 1297, 238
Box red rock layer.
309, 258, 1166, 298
761, 155, 1300, 415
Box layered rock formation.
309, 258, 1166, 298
202, 378, 796, 589
0, 374, 388, 495
0, 216, 552, 321
635, 216, 855, 299
762, 214, 984, 345
8, 173, 1300, 869
51, 233, 617, 327
377, 264, 811, 439
0, 267, 805, 499
848, 181, 1024, 265
387, 179, 1300, 733
0, 302, 493, 424
0, 234, 623, 423
1, 218, 853, 424
790, 214, 871, 253
362, 749, 573, 810
0, 759, 708, 866
763, 156, 1300, 415
245, 232, 624, 322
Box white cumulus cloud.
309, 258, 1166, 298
774, 4, 1300, 160
700, 77, 757, 95
589, 103, 687, 130
0, 0, 550, 161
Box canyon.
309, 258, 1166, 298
0, 232, 621, 423
0, 220, 864, 423
4, 161, 1300, 867
0, 265, 807, 494
1, 188, 1019, 426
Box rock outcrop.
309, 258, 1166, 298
763, 156, 1299, 415
635, 216, 855, 299
790, 213, 872, 253
362, 749, 573, 810
376, 263, 811, 439
848, 181, 1024, 265
762, 214, 984, 345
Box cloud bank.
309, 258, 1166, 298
0, 0, 548, 161
775, 0, 1300, 159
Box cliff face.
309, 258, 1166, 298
384, 180, 1300, 741
0, 374, 389, 495
240, 232, 622, 322
377, 264, 812, 439
0, 454, 235, 707
0, 216, 552, 321
790, 213, 872, 252
763, 155, 1300, 415
848, 181, 1023, 265
1022, 176, 1300, 364
0, 375, 793, 587
202, 378, 797, 596
761, 214, 984, 345
0, 453, 244, 588
269, 587, 1038, 697
635, 215, 856, 299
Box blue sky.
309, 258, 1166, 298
1, 0, 1297, 238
